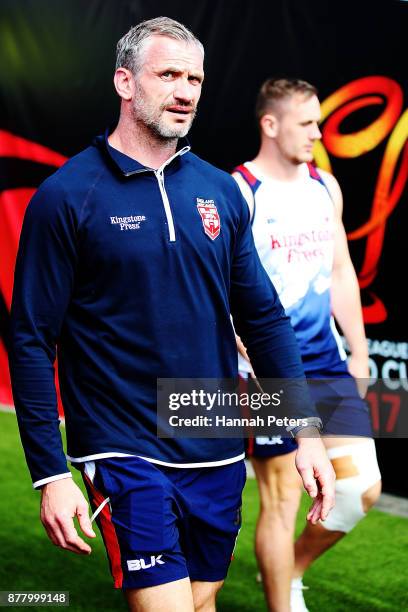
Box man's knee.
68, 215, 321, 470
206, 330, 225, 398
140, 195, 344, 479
323, 439, 381, 533
125, 577, 194, 612
253, 455, 301, 513
264, 478, 301, 513
192, 580, 224, 612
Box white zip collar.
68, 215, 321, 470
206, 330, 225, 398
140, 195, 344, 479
157, 145, 190, 173
154, 145, 190, 242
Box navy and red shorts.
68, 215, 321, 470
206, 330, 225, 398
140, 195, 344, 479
81, 456, 246, 589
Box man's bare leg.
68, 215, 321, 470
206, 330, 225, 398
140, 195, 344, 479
252, 452, 302, 612
125, 577, 194, 612
294, 521, 344, 578
294, 437, 381, 578
191, 580, 224, 612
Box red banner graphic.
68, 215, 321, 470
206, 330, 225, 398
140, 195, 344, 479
0, 131, 67, 406
315, 76, 408, 324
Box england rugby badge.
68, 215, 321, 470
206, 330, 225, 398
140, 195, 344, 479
196, 198, 221, 240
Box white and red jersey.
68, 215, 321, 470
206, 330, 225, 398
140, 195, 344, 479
234, 161, 346, 373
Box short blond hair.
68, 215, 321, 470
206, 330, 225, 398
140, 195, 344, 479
256, 78, 318, 121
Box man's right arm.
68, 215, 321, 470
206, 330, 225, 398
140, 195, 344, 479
10, 177, 96, 552
9, 177, 76, 488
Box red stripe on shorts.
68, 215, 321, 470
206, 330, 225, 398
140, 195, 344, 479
83, 473, 123, 588
239, 374, 254, 455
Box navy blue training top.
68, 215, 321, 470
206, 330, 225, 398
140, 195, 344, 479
9, 133, 314, 487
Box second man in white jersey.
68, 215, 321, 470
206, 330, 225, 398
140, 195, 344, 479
233, 78, 382, 612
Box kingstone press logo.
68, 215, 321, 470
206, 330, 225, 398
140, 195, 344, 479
110, 214, 147, 231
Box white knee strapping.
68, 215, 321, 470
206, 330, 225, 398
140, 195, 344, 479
322, 439, 381, 533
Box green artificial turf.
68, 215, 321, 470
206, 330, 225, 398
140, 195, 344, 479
1, 410, 407, 611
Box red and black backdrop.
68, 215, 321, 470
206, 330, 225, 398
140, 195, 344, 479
0, 1, 406, 491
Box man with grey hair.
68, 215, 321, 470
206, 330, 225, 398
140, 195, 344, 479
10, 19, 335, 612
114, 16, 204, 142
116, 16, 205, 74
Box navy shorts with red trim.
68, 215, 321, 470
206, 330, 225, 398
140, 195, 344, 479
81, 456, 246, 589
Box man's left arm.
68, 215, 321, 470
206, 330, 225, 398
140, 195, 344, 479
321, 170, 369, 392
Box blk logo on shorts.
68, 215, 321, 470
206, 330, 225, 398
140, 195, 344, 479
127, 555, 165, 571
255, 436, 284, 445
196, 198, 221, 240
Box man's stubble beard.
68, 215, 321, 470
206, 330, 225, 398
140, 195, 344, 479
132, 83, 197, 140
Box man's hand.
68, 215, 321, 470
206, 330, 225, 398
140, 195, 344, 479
40, 478, 96, 554
295, 432, 335, 524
